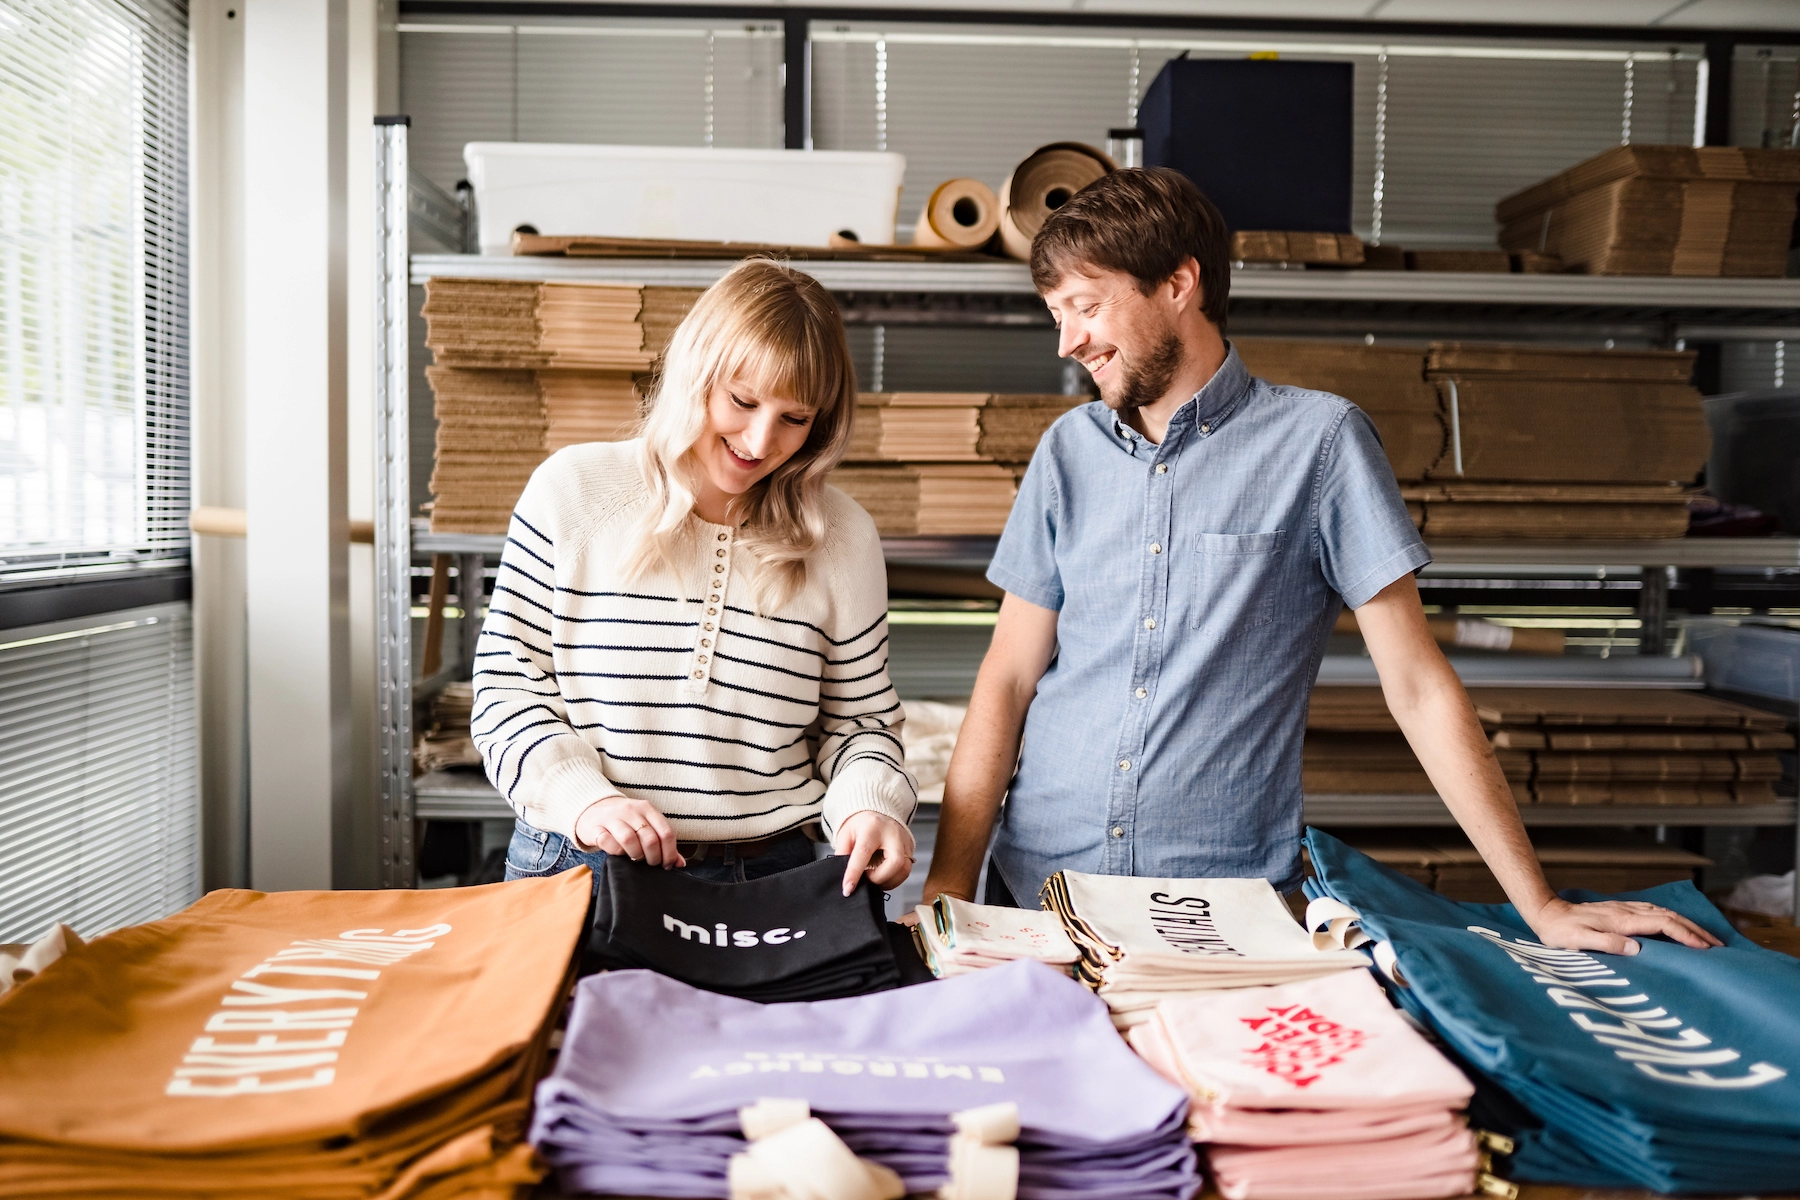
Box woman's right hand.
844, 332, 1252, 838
574, 796, 687, 868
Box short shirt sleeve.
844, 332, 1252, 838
1317, 406, 1433, 609
987, 442, 1065, 611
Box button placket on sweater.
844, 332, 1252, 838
682, 528, 734, 695
1104, 427, 1183, 873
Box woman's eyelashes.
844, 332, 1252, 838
730, 393, 810, 428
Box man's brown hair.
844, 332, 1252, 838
1029, 167, 1231, 329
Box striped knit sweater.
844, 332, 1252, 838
473, 440, 917, 845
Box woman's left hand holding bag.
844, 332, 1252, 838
834, 811, 916, 896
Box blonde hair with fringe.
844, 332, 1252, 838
624, 259, 859, 615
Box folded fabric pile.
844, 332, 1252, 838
0, 871, 591, 1200
1304, 827, 1800, 1193
898, 699, 966, 804
1128, 971, 1478, 1200
1040, 873, 1369, 1027
587, 855, 912, 1002
912, 895, 1079, 977
531, 959, 1201, 1199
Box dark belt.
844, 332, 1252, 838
678, 824, 818, 863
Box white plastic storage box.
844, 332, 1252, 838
463, 143, 907, 255
1687, 618, 1800, 705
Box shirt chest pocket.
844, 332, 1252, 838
1192, 531, 1285, 635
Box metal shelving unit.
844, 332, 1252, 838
379, 132, 1800, 894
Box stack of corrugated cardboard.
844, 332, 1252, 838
1305, 687, 1791, 806
1345, 835, 1712, 903
419, 278, 703, 533
423, 366, 550, 534
1236, 338, 1706, 539
1496, 145, 1800, 277
415, 681, 480, 773
830, 393, 1085, 535
1231, 231, 1364, 266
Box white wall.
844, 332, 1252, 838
189, 0, 385, 890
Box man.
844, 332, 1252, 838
920, 169, 1716, 955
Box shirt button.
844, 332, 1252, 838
1150, 543, 1162, 555
700, 638, 711, 647
716, 548, 727, 557
1118, 759, 1131, 772
1111, 826, 1125, 838
692, 670, 703, 679
709, 595, 719, 604
1135, 687, 1147, 699
1201, 423, 1211, 434
704, 622, 715, 631
714, 564, 725, 574
1143, 617, 1156, 630
717, 532, 728, 541
697, 655, 709, 664
1155, 463, 1168, 475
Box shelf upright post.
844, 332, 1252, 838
374, 117, 417, 888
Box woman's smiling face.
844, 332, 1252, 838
696, 376, 816, 507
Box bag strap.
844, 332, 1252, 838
940, 1101, 1021, 1200
1305, 896, 1371, 951
731, 1105, 905, 1200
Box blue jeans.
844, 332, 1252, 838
503, 819, 818, 892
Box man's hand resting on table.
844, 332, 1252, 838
574, 796, 687, 868
1524, 895, 1722, 955
834, 810, 915, 896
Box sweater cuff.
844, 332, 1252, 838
523, 752, 619, 843
820, 757, 918, 840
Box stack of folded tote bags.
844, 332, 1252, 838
0, 872, 591, 1200
531, 959, 1201, 1200
1128, 971, 1480, 1200
911, 895, 1080, 978
1040, 872, 1369, 1027
586, 856, 918, 1001
1304, 827, 1800, 1193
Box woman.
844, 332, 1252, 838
474, 259, 917, 898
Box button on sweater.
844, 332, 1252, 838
473, 440, 917, 845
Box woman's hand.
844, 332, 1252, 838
574, 796, 687, 868
834, 811, 915, 896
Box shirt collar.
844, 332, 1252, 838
1103, 342, 1252, 447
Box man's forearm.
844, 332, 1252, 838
1390, 668, 1557, 918
924, 684, 1031, 902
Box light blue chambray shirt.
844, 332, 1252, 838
986, 344, 1431, 904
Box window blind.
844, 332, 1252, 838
398, 17, 787, 197
0, 603, 199, 943
0, 0, 190, 585
808, 23, 1702, 250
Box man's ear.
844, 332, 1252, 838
1164, 257, 1203, 311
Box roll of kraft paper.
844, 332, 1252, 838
997, 142, 1115, 260
913, 177, 1001, 249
